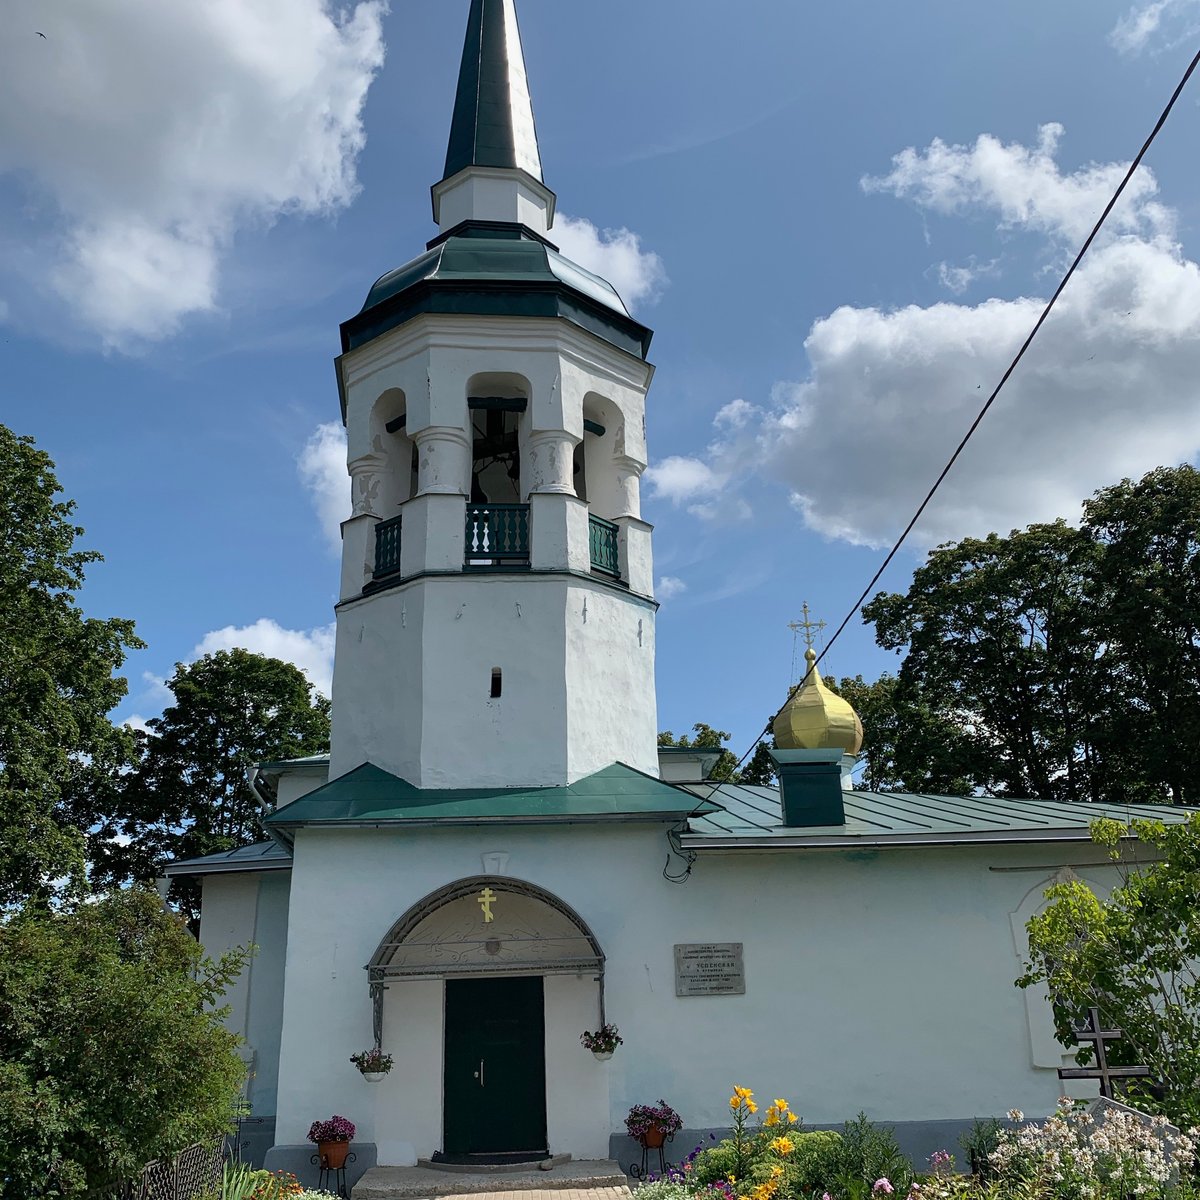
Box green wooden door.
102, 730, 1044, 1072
443, 976, 547, 1157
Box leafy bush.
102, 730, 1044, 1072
0, 888, 250, 1198
828, 1113, 912, 1194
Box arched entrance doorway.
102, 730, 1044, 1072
366, 877, 606, 1162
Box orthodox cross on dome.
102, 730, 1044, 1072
1056, 1007, 1152, 1098
788, 603, 827, 685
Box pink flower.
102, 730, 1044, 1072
873, 1181, 894, 1195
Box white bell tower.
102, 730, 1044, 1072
328, 0, 659, 789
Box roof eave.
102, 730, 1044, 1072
270, 810, 698, 832
681, 828, 1150, 851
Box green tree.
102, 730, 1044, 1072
0, 425, 141, 906
1020, 813, 1200, 1125
658, 723, 777, 784
0, 888, 249, 1197
98, 649, 330, 921
863, 465, 1200, 803
864, 519, 1105, 801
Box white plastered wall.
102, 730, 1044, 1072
199, 871, 293, 1117
330, 574, 657, 787
273, 825, 1125, 1159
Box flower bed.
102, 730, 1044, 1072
631, 1087, 1200, 1200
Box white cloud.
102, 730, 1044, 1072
668, 125, 1200, 549
863, 123, 1171, 245
644, 455, 721, 506
553, 215, 668, 313
192, 619, 337, 697
122, 714, 153, 735
1110, 0, 1200, 53
713, 398, 761, 430
936, 257, 1000, 295
0, 0, 386, 347
299, 422, 349, 552
656, 576, 688, 600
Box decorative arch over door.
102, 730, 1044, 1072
365, 876, 606, 1046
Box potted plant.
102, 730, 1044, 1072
580, 1023, 624, 1061
350, 1047, 394, 1082
307, 1115, 356, 1170
625, 1099, 683, 1149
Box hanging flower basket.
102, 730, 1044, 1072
350, 1048, 394, 1081
580, 1023, 623, 1060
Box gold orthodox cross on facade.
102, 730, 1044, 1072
477, 887, 498, 923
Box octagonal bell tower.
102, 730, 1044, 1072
329, 0, 659, 789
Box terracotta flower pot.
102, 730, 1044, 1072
319, 1140, 352, 1169
640, 1127, 667, 1149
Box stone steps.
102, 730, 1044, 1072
353, 1160, 629, 1200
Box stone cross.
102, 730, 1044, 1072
1057, 1007, 1152, 1098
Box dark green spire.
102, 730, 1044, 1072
443, 0, 544, 183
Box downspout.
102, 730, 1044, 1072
247, 767, 294, 852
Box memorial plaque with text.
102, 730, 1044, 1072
674, 943, 745, 996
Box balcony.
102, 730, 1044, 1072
465, 503, 530, 569
373, 515, 403, 578
588, 514, 620, 579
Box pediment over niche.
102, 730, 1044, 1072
368, 877, 603, 980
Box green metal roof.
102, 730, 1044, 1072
444, 0, 543, 183
162, 841, 292, 877
678, 782, 1199, 848
265, 762, 716, 829
340, 229, 653, 360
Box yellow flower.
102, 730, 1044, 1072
787, 1112, 799, 1124
770, 1137, 795, 1156
746, 1100, 758, 1114
770, 1165, 785, 1179
764, 1111, 780, 1127
774, 1099, 790, 1111
730, 1096, 741, 1110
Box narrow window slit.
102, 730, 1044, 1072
490, 668, 503, 699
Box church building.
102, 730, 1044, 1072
167, 0, 1192, 1184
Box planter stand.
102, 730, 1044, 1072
629, 1129, 673, 1181
312, 1145, 356, 1198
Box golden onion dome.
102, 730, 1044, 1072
772, 649, 864, 754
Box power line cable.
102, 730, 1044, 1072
703, 41, 1200, 801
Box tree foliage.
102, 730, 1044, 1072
0, 888, 249, 1198
862, 465, 1200, 803
658, 723, 776, 785
1020, 814, 1200, 1126
0, 425, 141, 905
97, 650, 330, 921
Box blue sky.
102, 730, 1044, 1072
3, 0, 1200, 759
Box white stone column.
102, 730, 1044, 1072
414, 426, 471, 496
398, 427, 470, 576
616, 516, 654, 597
339, 514, 379, 600
613, 455, 644, 520
348, 452, 387, 518
526, 429, 579, 495
527, 429, 586, 572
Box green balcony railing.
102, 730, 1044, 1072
465, 503, 530, 567
588, 514, 620, 578
373, 515, 403, 578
